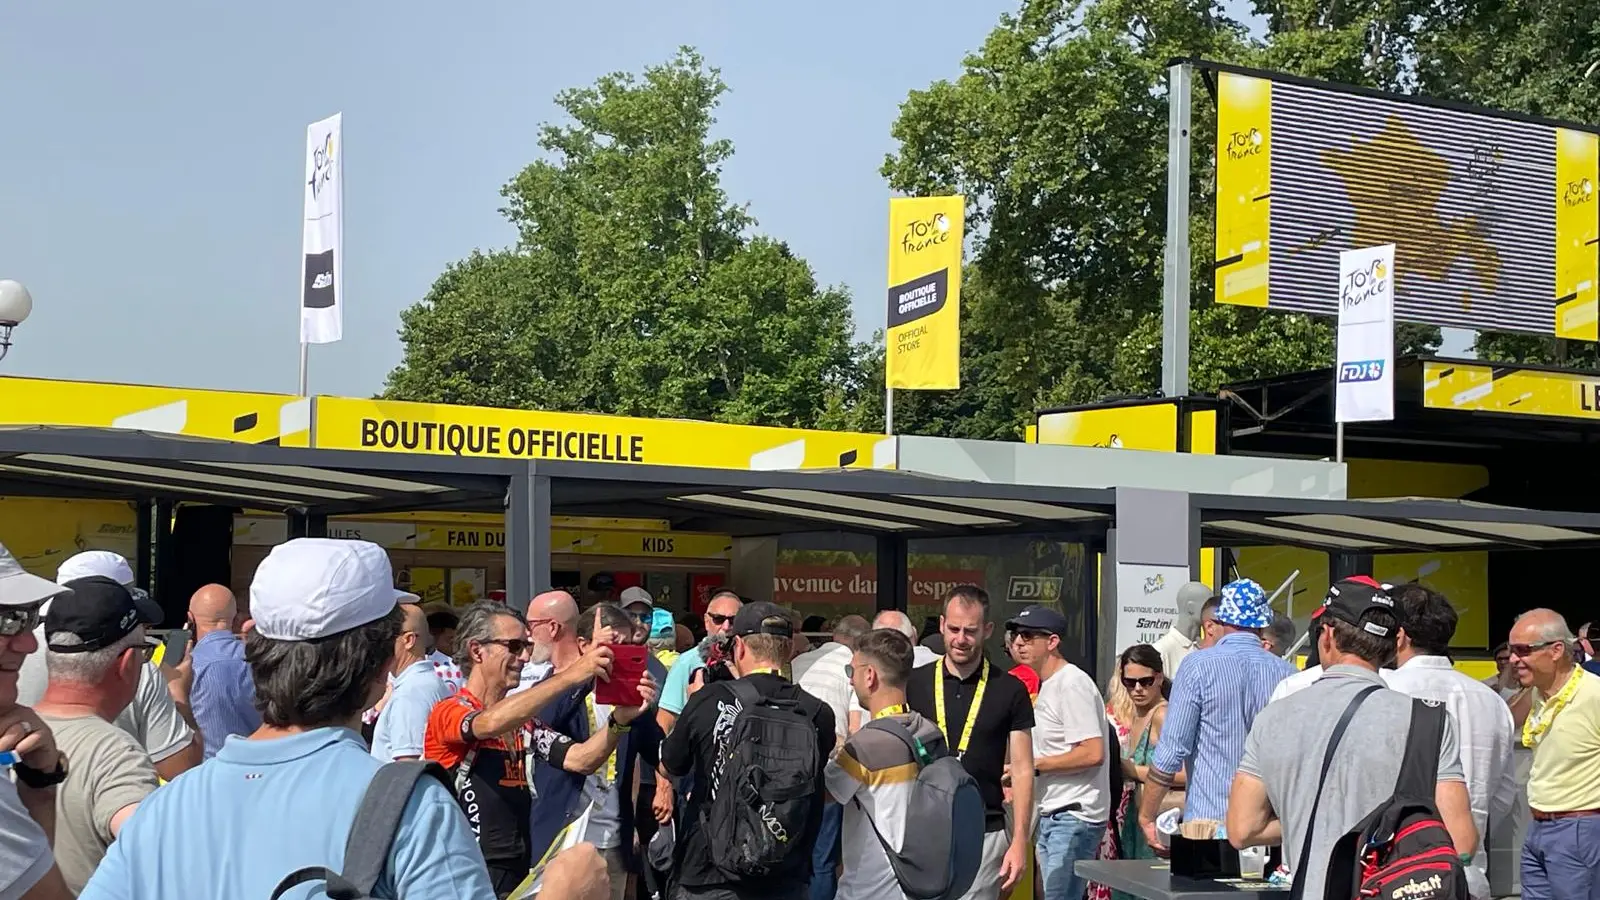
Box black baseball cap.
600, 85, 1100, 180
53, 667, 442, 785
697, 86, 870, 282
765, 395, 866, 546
45, 576, 163, 653
1318, 576, 1396, 638
730, 601, 794, 638
1006, 605, 1070, 637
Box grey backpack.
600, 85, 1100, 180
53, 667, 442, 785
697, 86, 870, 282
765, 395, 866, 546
853, 718, 985, 900
270, 760, 450, 900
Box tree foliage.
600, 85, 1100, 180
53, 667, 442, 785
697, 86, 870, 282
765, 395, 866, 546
386, 49, 868, 427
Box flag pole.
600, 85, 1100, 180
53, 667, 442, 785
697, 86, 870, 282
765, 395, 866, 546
885, 386, 894, 435
298, 342, 309, 397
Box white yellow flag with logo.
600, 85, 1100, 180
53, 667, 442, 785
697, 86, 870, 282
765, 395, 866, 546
1335, 244, 1396, 423
301, 113, 343, 345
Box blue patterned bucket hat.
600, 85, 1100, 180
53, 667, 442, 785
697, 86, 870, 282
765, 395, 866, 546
1214, 578, 1272, 629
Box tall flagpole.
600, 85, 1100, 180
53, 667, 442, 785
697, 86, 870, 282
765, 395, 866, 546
298, 343, 309, 397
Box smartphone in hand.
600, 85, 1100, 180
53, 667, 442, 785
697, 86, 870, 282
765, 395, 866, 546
162, 627, 192, 667
593, 644, 648, 708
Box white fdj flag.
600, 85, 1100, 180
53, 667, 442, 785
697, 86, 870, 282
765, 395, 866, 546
300, 113, 343, 344
1335, 244, 1396, 423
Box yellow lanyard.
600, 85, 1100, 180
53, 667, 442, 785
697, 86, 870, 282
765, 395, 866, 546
584, 694, 619, 787
873, 703, 909, 720
747, 667, 785, 677
933, 657, 988, 757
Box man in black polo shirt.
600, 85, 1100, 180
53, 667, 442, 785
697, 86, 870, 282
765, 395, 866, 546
907, 585, 1035, 900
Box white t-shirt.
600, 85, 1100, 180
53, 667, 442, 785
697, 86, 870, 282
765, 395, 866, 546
1032, 661, 1111, 822
1268, 664, 1323, 704
796, 643, 854, 739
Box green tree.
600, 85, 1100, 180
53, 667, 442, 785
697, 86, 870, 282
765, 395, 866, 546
386, 49, 867, 428
874, 0, 1459, 437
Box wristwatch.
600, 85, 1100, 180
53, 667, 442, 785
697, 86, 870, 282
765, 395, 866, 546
607, 720, 632, 736
15, 754, 67, 789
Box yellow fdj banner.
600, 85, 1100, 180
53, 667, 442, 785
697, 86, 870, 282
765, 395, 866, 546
1214, 72, 1272, 309
0, 376, 311, 446
886, 196, 963, 390
1555, 128, 1599, 341
315, 397, 894, 470
1424, 359, 1600, 420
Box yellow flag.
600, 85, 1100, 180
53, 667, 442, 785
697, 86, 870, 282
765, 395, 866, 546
886, 196, 963, 390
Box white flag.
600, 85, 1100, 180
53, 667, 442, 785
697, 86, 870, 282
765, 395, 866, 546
300, 113, 343, 344
1335, 244, 1396, 423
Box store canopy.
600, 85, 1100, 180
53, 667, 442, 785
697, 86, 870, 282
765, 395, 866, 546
0, 427, 1118, 538
1198, 494, 1600, 553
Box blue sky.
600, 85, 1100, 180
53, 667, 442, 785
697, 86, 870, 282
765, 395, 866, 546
0, 1, 1462, 401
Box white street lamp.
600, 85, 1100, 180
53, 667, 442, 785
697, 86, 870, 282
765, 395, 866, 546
0, 280, 33, 363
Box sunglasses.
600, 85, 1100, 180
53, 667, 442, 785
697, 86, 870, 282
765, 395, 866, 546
0, 604, 43, 638
1508, 641, 1560, 658
1121, 675, 1156, 689
707, 613, 734, 626
482, 638, 533, 656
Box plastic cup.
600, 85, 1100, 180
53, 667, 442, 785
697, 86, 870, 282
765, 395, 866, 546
1239, 846, 1268, 879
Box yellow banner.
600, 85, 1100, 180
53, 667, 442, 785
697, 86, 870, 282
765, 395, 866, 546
1423, 360, 1600, 420
1215, 73, 1272, 309
314, 397, 893, 470
1555, 128, 1599, 340
0, 376, 310, 446
886, 196, 963, 390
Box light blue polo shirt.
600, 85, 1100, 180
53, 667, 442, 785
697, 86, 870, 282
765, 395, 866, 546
78, 728, 492, 900
660, 646, 705, 715
372, 660, 454, 762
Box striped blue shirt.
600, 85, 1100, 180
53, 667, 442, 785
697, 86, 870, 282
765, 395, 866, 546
1149, 632, 1295, 821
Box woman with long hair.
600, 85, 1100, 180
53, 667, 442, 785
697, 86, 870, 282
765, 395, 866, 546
1089, 644, 1179, 900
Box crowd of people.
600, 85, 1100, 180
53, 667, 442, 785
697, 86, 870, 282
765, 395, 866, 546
0, 534, 1595, 900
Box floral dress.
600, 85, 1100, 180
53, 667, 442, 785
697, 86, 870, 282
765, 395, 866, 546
1087, 707, 1134, 900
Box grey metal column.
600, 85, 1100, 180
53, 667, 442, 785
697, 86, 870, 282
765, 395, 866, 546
306, 513, 328, 539
1102, 488, 1197, 685
1161, 62, 1193, 398
505, 470, 552, 613
875, 534, 908, 613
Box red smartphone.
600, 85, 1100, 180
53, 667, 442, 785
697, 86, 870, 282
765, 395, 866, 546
593, 644, 648, 708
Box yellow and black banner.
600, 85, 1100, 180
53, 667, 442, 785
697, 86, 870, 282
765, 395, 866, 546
1214, 72, 1272, 309
1555, 128, 1599, 341
886, 196, 963, 390
1424, 359, 1600, 420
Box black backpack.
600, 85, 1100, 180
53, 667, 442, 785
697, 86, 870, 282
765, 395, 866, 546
271, 761, 450, 900
1293, 689, 1467, 900
701, 678, 823, 879
1326, 699, 1468, 900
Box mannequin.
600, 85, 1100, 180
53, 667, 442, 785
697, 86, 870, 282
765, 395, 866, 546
1154, 582, 1212, 677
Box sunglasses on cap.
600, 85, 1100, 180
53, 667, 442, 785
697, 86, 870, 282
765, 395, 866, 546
0, 603, 43, 638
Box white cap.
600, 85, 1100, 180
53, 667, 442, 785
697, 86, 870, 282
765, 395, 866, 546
249, 538, 411, 641
0, 544, 70, 608
620, 586, 654, 609
57, 550, 135, 587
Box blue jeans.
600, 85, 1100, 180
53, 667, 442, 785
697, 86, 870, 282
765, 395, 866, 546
1522, 815, 1600, 900
1036, 810, 1106, 900
810, 802, 843, 900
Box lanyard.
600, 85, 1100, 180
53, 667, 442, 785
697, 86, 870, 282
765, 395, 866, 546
746, 667, 785, 678
873, 703, 909, 720
584, 694, 619, 788
933, 657, 988, 758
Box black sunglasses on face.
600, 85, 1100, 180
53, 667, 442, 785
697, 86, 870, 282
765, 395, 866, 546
707, 613, 734, 626
482, 638, 532, 655
1121, 675, 1156, 689
0, 604, 43, 638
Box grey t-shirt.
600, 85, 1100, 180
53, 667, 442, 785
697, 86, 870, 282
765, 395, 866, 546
19, 638, 193, 764
0, 773, 53, 900
39, 713, 159, 893
1239, 665, 1465, 900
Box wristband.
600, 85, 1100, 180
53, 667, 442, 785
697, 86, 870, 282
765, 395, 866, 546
608, 720, 632, 735
15, 755, 67, 789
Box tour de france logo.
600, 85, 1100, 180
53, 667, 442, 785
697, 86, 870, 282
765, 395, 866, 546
1226, 127, 1265, 160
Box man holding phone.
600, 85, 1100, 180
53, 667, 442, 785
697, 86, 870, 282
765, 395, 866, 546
529, 603, 663, 900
